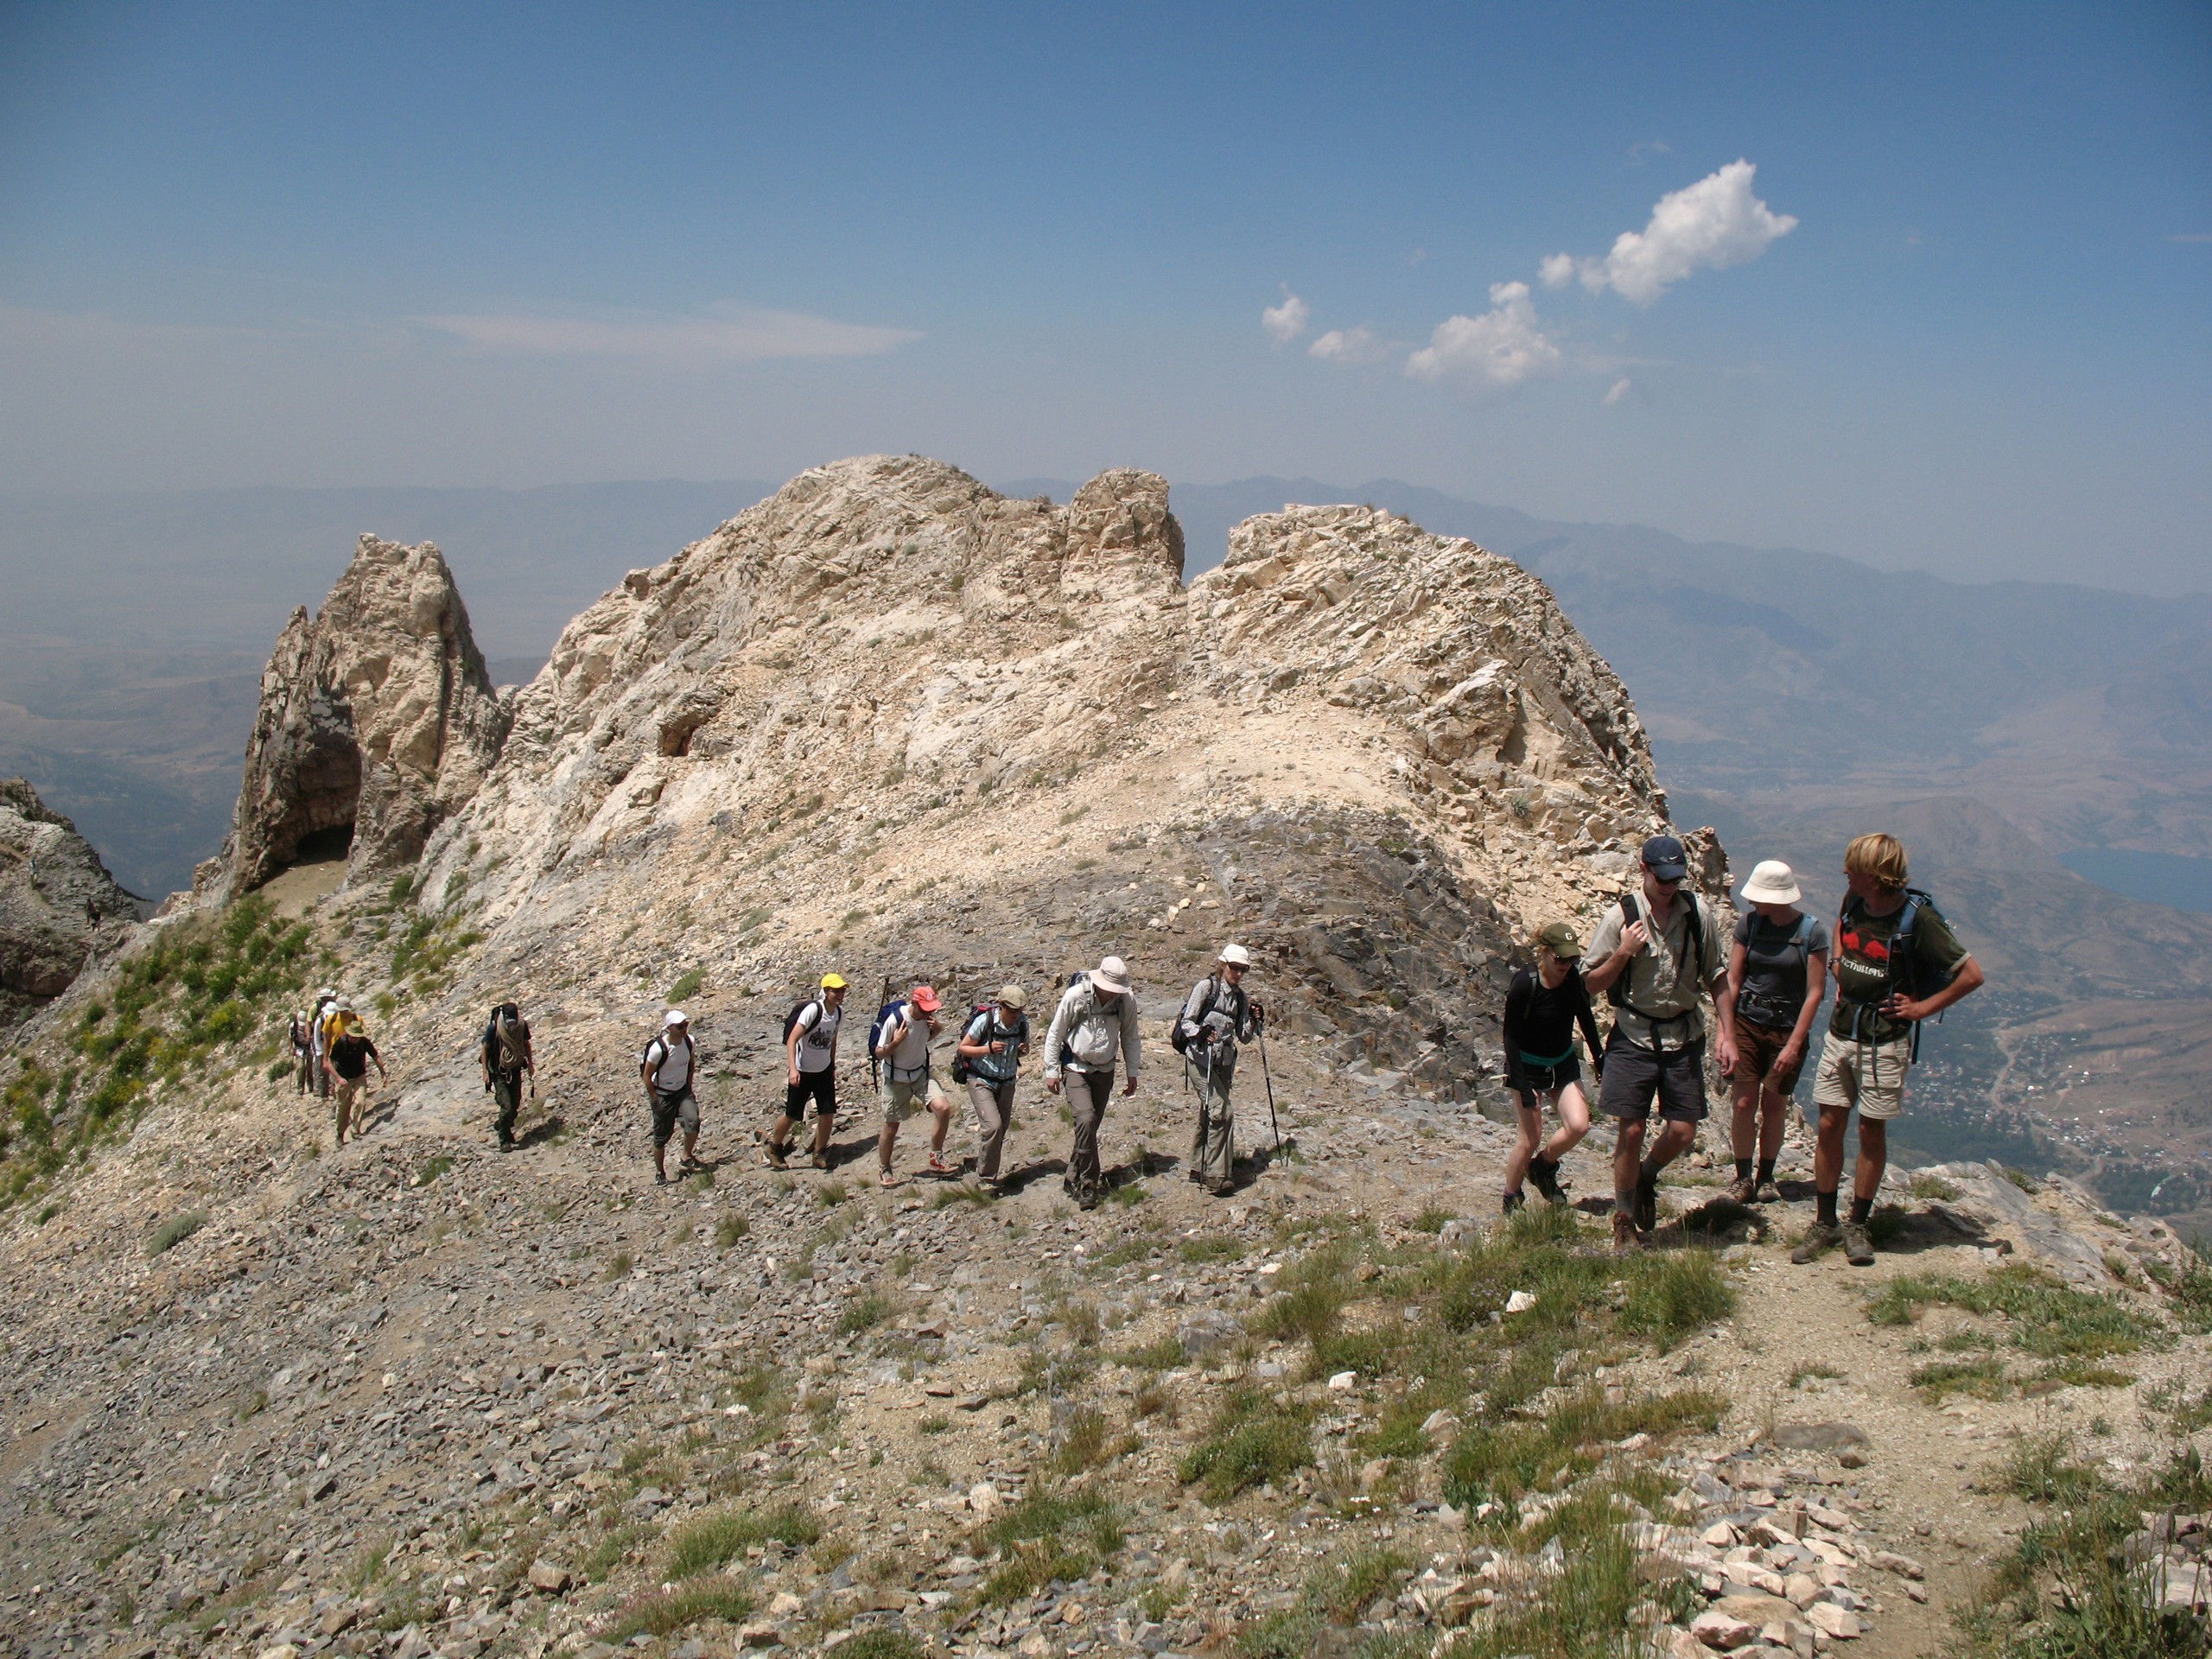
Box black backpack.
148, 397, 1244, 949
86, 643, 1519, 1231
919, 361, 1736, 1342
950, 1004, 1028, 1084
1838, 887, 1955, 1057
781, 997, 823, 1043
1607, 891, 1707, 1039
1169, 976, 1232, 1055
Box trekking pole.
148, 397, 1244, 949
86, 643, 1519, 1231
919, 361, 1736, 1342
1256, 1026, 1283, 1154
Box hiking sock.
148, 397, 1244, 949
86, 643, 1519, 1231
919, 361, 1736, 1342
1816, 1189, 1840, 1229
1614, 1186, 1637, 1218
1637, 1158, 1661, 1185
1734, 1158, 1754, 1182
1848, 1196, 1874, 1226
1757, 1158, 1777, 1186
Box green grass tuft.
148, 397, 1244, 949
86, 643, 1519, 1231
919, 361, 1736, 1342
146, 1209, 208, 1255
664, 1503, 821, 1579
1178, 1388, 1315, 1501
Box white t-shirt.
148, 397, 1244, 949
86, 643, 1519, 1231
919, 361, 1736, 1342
645, 1034, 695, 1091
789, 1001, 841, 1074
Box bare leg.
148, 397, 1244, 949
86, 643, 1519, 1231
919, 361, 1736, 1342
1758, 1082, 1789, 1163
1813, 1103, 1848, 1192
1646, 1117, 1698, 1172
1854, 1118, 1887, 1202
1505, 1103, 1541, 1194
811, 1113, 834, 1157
768, 1113, 798, 1154
878, 1122, 899, 1173
929, 1101, 951, 1154
1611, 1116, 1648, 1202
1541, 1083, 1591, 1161
1729, 1071, 1762, 1162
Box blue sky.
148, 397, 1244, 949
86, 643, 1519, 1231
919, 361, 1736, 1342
1, 1, 2206, 590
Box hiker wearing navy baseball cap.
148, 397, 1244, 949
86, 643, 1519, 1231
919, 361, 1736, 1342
1582, 833, 1736, 1251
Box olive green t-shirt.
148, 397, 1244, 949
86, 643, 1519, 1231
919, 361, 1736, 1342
1829, 893, 1968, 1044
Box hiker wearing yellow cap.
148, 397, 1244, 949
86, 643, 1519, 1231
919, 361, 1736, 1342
766, 973, 849, 1171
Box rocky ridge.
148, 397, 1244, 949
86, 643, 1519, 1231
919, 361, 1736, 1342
200, 535, 508, 904
0, 777, 138, 1033
3, 456, 2208, 1659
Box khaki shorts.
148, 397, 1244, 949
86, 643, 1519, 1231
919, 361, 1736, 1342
882, 1075, 949, 1124
1812, 1035, 1911, 1122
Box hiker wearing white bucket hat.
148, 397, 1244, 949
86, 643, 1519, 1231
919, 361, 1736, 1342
1177, 944, 1264, 1196
1725, 861, 1830, 1205
1043, 955, 1142, 1209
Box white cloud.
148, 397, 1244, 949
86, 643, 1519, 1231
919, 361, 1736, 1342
1262, 288, 1310, 344
412, 301, 920, 363
1573, 159, 1797, 305
1308, 325, 1385, 364
1604, 376, 1634, 405
1405, 283, 1562, 390
1539, 252, 1577, 289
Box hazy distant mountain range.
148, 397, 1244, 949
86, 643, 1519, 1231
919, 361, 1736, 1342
3, 471, 2208, 1222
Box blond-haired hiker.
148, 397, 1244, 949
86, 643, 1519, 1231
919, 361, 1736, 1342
1724, 861, 1828, 1205
1500, 921, 1602, 1214
1794, 833, 1985, 1267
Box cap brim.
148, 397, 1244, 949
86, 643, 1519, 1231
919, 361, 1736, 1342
1092, 976, 1131, 995
1649, 863, 1689, 882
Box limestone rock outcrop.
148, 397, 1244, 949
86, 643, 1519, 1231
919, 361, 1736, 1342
406, 455, 1707, 1105
0, 778, 137, 1031
203, 535, 510, 899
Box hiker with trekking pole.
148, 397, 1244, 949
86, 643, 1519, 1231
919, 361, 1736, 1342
1175, 944, 1265, 1197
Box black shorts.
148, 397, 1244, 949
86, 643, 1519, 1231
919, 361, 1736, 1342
1599, 1031, 1707, 1123
652, 1085, 699, 1147
784, 1069, 836, 1121
1514, 1056, 1583, 1109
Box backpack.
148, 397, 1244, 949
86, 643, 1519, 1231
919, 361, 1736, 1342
490, 1007, 528, 1073
867, 998, 908, 1089
640, 1033, 694, 1087
1839, 887, 1956, 1058
1734, 912, 1817, 1029
950, 1004, 1028, 1084
781, 998, 823, 1044
1169, 976, 1230, 1056
1607, 891, 1707, 1039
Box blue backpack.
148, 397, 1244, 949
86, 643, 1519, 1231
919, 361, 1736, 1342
867, 997, 908, 1089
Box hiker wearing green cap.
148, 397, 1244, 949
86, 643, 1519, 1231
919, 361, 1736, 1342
954, 984, 1031, 1192
1584, 834, 1736, 1252
1794, 833, 1984, 1268
1725, 861, 1829, 1205
1499, 921, 1603, 1214
766, 973, 849, 1171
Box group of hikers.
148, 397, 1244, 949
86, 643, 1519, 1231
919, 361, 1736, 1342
282, 825, 1982, 1259
1500, 831, 1984, 1264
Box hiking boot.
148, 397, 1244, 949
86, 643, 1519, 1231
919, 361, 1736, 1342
1077, 1189, 1100, 1211
1724, 1175, 1757, 1205
679, 1155, 706, 1174
761, 1143, 789, 1171
654, 1169, 668, 1186
1634, 1173, 1659, 1235
1502, 1190, 1527, 1216
499, 1139, 516, 1154
1611, 1213, 1643, 1254
1527, 1158, 1565, 1205
810, 1151, 830, 1171
1791, 1223, 1840, 1264
1842, 1221, 1876, 1266
1755, 1177, 1783, 1204
926, 1152, 956, 1177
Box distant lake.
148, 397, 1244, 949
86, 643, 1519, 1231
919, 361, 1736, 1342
2060, 849, 2212, 916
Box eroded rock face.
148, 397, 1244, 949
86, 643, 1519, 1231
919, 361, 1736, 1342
205, 536, 509, 899
409, 455, 1713, 1106
0, 778, 137, 1030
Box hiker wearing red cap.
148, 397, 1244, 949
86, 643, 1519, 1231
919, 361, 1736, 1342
873, 982, 953, 1187
1043, 956, 1142, 1210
